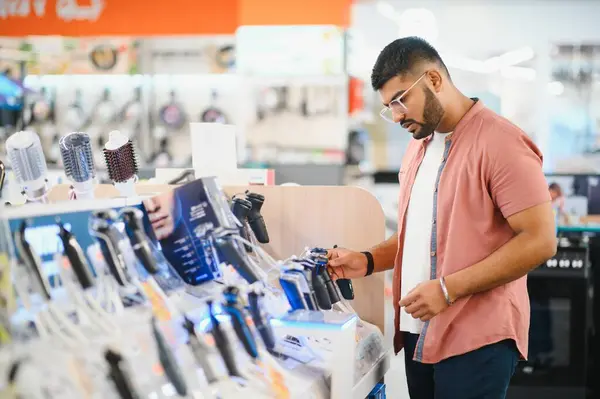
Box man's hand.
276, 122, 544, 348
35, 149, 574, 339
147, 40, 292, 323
399, 279, 448, 321
327, 247, 368, 280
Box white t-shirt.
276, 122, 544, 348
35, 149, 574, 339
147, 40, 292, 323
400, 131, 451, 334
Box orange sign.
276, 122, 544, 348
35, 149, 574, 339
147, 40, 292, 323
238, 0, 352, 28
0, 0, 351, 37
0, 0, 239, 36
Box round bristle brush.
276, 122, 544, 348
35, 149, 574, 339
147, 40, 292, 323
59, 132, 96, 200
103, 130, 138, 197
5, 131, 49, 203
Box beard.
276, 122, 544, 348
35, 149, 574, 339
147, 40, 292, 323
411, 87, 445, 140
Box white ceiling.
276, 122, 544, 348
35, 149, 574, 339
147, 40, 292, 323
351, 0, 600, 72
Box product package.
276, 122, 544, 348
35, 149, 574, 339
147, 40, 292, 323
142, 177, 238, 286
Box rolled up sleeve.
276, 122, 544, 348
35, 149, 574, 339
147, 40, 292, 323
488, 128, 551, 219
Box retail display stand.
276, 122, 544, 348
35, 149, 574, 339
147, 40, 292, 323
45, 182, 391, 398
48, 183, 387, 332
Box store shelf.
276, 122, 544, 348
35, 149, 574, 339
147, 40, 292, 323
353, 348, 393, 399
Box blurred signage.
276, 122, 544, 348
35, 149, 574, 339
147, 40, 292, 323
143, 37, 236, 74
0, 36, 137, 74
236, 26, 345, 76
0, 0, 238, 36
0, 0, 350, 36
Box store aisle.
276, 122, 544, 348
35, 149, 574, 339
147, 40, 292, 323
382, 279, 410, 398
384, 351, 410, 398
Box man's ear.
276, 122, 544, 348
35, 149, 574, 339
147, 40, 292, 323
427, 70, 443, 93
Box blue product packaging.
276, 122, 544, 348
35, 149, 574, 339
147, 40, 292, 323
142, 176, 237, 285
368, 382, 386, 399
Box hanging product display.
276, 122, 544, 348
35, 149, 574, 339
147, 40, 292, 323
64, 89, 86, 132
118, 86, 144, 140
26, 87, 55, 125
158, 90, 187, 131
214, 44, 236, 71
147, 137, 173, 167
89, 44, 120, 72
95, 87, 117, 126
200, 90, 228, 124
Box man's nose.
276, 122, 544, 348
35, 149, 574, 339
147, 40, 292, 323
392, 110, 405, 124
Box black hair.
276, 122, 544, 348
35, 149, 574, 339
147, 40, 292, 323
549, 182, 563, 196
371, 36, 450, 91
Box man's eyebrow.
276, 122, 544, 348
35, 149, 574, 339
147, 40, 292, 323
383, 90, 405, 107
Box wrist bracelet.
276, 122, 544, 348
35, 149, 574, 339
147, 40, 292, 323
439, 276, 453, 305
361, 251, 374, 277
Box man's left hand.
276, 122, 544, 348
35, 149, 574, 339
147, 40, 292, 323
399, 279, 449, 322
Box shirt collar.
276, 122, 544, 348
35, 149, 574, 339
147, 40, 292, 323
423, 97, 483, 144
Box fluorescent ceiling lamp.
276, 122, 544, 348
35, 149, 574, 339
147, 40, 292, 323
376, 1, 399, 20
547, 81, 564, 96
398, 8, 438, 43
484, 47, 534, 71
500, 66, 537, 81
442, 53, 493, 74
371, 4, 534, 78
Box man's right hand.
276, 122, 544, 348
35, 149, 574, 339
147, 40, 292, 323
327, 247, 368, 280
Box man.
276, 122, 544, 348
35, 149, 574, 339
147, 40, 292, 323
327, 37, 556, 399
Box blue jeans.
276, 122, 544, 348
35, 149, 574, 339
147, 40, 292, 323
403, 332, 518, 399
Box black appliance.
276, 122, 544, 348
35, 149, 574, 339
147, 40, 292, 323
508, 241, 593, 399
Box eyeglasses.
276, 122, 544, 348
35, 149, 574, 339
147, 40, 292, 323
380, 73, 427, 123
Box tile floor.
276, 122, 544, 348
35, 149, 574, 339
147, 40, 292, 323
381, 289, 410, 398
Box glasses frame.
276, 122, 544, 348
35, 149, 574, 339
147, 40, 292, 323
379, 72, 427, 123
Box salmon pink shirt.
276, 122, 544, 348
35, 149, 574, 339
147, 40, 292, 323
393, 99, 551, 363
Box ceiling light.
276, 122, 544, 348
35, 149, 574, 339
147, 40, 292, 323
547, 81, 565, 96
484, 47, 534, 71
398, 8, 438, 43
441, 53, 489, 74
498, 47, 535, 66
500, 66, 537, 81
376, 1, 399, 20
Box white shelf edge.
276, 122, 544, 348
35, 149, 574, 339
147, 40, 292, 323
352, 348, 393, 399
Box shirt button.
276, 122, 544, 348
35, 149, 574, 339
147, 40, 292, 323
431, 251, 436, 257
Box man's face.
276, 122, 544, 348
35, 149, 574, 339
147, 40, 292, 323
379, 74, 445, 140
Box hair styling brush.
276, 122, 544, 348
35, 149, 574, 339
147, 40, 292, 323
59, 132, 96, 200
103, 130, 138, 197
5, 131, 49, 203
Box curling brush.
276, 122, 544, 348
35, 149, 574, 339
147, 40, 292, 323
103, 130, 138, 197
5, 131, 49, 203
59, 132, 96, 200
